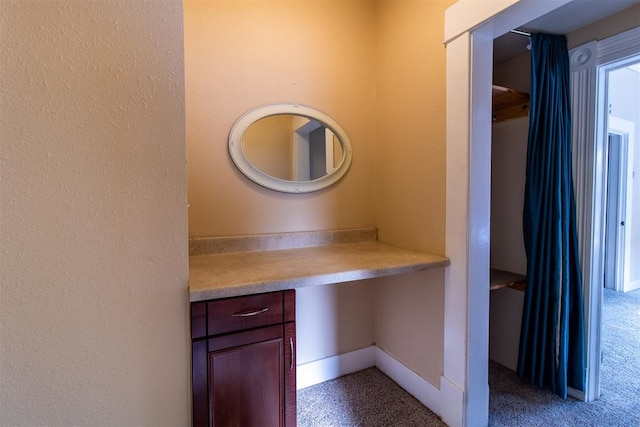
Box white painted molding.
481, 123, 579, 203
570, 24, 640, 402
570, 41, 597, 72
568, 386, 585, 401
570, 45, 600, 403
597, 27, 640, 66
374, 347, 441, 417
444, 0, 519, 43
296, 346, 375, 390
444, 0, 573, 44
440, 375, 465, 427
443, 0, 621, 423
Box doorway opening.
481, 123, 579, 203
602, 59, 640, 295
444, 2, 640, 423
598, 56, 640, 403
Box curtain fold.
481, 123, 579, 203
517, 33, 586, 399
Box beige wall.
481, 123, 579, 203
372, 0, 453, 386
185, 1, 453, 385
374, 0, 449, 255
567, 3, 640, 48
185, 0, 376, 238
185, 0, 452, 388
491, 54, 530, 275
243, 115, 295, 180
0, 1, 189, 425
184, 0, 380, 378
374, 269, 445, 383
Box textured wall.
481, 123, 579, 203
184, 1, 452, 386
184, 0, 376, 238
0, 1, 189, 424
371, 0, 454, 386
374, 0, 452, 255
184, 0, 379, 367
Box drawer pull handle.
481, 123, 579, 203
289, 337, 294, 371
231, 307, 269, 317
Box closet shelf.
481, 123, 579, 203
492, 85, 530, 123
490, 268, 526, 292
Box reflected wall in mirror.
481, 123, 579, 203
243, 115, 343, 181
229, 104, 352, 193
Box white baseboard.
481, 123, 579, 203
374, 347, 441, 416
297, 346, 375, 390
568, 386, 585, 401
297, 345, 441, 419
439, 375, 465, 427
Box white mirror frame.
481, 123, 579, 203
228, 103, 353, 193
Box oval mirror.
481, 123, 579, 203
228, 104, 353, 193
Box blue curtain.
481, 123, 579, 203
517, 33, 585, 399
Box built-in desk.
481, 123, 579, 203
189, 228, 449, 302
188, 228, 449, 426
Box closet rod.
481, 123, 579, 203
509, 29, 532, 37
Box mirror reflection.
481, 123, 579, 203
243, 114, 344, 182
228, 103, 352, 193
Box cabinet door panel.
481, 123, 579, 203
209, 338, 284, 427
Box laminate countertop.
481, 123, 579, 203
189, 241, 449, 302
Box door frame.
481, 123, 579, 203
570, 30, 640, 401
445, 1, 639, 424
603, 130, 626, 293
607, 116, 635, 293
443, 1, 576, 425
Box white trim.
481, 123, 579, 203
374, 347, 441, 417
598, 27, 640, 67
296, 346, 375, 390
608, 117, 635, 293
569, 386, 585, 401
444, 1, 603, 424
443, 0, 573, 45
570, 25, 640, 402
440, 375, 465, 427
569, 40, 601, 402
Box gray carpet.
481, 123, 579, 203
298, 288, 639, 426
489, 288, 640, 426
297, 367, 445, 426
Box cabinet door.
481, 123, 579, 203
283, 322, 296, 427
209, 325, 284, 427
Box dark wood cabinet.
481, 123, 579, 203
191, 290, 296, 427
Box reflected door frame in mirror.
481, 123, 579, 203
228, 103, 353, 193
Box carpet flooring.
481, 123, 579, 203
297, 288, 639, 426
297, 367, 445, 427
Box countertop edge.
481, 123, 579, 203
188, 242, 449, 302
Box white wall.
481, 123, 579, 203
490, 116, 528, 275
0, 2, 190, 425
488, 53, 530, 370
489, 115, 528, 369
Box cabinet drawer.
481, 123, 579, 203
207, 292, 284, 335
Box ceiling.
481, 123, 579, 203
493, 0, 640, 64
